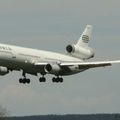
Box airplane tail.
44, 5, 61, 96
76, 25, 92, 47
66, 25, 94, 59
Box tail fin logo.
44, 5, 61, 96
82, 35, 89, 43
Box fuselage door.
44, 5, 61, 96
12, 49, 17, 58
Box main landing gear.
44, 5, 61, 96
52, 77, 63, 83
19, 72, 30, 84
39, 76, 46, 82
19, 78, 30, 84
39, 77, 63, 83
19, 72, 64, 84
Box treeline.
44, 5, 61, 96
5, 114, 120, 120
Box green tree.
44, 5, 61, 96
0, 106, 9, 120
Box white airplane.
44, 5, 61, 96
0, 25, 120, 84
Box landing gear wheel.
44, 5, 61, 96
39, 77, 46, 82
59, 78, 63, 83
56, 77, 59, 83
22, 78, 26, 84
52, 77, 56, 82
19, 78, 30, 84
19, 78, 23, 83
52, 77, 63, 83
26, 79, 30, 84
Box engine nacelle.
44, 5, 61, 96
0, 66, 9, 75
44, 64, 61, 74
66, 44, 95, 59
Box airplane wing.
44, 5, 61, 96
34, 62, 48, 66
60, 60, 120, 69
34, 60, 120, 69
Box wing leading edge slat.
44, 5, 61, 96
60, 60, 120, 69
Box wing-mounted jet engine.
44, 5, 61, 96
44, 64, 61, 75
0, 66, 9, 75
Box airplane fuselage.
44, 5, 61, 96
0, 43, 84, 76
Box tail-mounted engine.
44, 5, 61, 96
66, 44, 95, 60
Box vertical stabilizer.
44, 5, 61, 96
77, 25, 92, 47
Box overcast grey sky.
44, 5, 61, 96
0, 0, 120, 116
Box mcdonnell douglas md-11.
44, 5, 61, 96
0, 25, 120, 84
